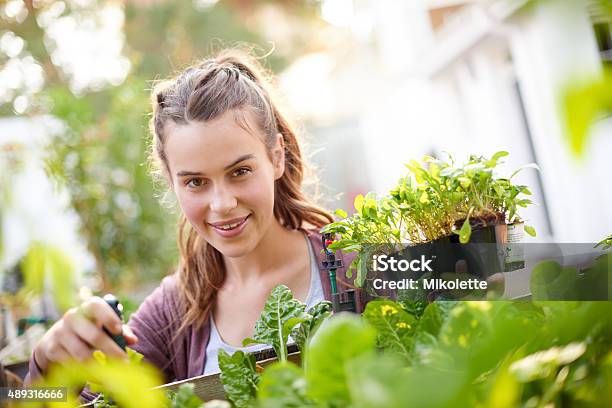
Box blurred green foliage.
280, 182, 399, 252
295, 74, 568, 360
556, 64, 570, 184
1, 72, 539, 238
562, 69, 612, 157
20, 242, 76, 311
33, 349, 165, 408
556, 0, 612, 157
217, 285, 612, 407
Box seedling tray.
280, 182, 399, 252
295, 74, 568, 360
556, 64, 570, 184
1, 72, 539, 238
82, 344, 300, 405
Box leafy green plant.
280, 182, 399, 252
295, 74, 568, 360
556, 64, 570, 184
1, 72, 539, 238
291, 301, 332, 358
217, 285, 332, 407
304, 313, 377, 407
242, 285, 311, 362
285, 302, 611, 407
218, 350, 260, 408
216, 282, 611, 408
362, 301, 416, 363
257, 362, 312, 408
323, 152, 537, 281
167, 384, 206, 408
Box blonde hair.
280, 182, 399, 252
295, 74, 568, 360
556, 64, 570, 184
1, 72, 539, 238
149, 49, 333, 334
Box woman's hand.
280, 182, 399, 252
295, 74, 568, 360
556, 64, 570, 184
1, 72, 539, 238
33, 296, 138, 372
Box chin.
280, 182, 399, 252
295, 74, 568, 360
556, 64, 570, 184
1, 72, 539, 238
200, 227, 256, 255
213, 239, 257, 258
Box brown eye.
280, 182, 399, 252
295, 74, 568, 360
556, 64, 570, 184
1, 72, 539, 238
232, 167, 252, 177
186, 178, 206, 188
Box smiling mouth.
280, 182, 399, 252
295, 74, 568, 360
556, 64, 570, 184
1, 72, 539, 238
209, 215, 250, 231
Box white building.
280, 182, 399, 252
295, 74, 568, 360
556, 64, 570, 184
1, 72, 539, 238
282, 0, 612, 242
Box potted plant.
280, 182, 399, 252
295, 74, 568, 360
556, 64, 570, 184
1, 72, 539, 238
322, 151, 537, 288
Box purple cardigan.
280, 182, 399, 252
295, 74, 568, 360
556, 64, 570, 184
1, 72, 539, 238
26, 229, 363, 384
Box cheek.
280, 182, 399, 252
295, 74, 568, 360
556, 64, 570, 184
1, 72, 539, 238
243, 173, 276, 214
177, 192, 207, 224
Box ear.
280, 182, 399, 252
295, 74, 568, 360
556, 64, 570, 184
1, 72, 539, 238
272, 133, 285, 180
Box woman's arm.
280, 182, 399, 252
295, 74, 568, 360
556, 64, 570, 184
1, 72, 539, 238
127, 275, 181, 382
24, 275, 180, 388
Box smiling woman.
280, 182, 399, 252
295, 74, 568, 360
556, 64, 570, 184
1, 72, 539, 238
165, 112, 280, 258
26, 49, 362, 389
149, 50, 340, 343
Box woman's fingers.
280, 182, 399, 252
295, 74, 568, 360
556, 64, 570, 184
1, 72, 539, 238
79, 297, 123, 334
34, 297, 134, 372
58, 333, 94, 362
45, 342, 71, 364
64, 307, 125, 358
122, 325, 138, 345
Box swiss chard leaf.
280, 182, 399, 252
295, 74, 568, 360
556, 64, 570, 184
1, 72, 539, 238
291, 301, 333, 354
242, 285, 309, 362
257, 361, 315, 407
418, 301, 457, 337
218, 350, 259, 408
363, 300, 416, 362
168, 383, 204, 408
305, 313, 376, 407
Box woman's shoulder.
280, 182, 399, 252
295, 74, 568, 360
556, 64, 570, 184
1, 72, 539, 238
128, 273, 181, 328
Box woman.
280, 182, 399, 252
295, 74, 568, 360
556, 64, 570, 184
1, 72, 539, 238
27, 49, 361, 384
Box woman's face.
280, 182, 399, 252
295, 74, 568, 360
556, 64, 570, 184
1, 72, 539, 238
164, 109, 285, 258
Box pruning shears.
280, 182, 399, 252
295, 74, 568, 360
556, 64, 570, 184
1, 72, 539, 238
102, 294, 127, 350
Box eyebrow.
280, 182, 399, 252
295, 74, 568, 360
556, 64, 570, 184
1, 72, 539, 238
176, 154, 255, 177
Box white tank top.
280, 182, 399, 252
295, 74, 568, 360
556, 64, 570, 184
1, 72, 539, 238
202, 233, 324, 375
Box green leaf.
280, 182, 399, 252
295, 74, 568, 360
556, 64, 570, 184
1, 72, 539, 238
562, 69, 612, 157
347, 350, 469, 407
419, 191, 429, 203
291, 301, 332, 354
243, 285, 308, 362
363, 301, 416, 362
40, 353, 165, 408
47, 246, 76, 311
459, 217, 472, 244
257, 361, 314, 407
486, 151, 509, 168
493, 184, 505, 197
126, 348, 144, 365
21, 243, 46, 294
492, 151, 509, 161
595, 234, 612, 250
524, 225, 536, 237
418, 301, 457, 337
218, 350, 259, 408
169, 383, 204, 408
354, 194, 364, 213
530, 261, 579, 300
345, 353, 409, 408
334, 208, 348, 219
305, 314, 376, 406
20, 243, 76, 311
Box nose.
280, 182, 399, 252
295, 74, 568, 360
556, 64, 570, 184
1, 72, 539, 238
210, 184, 238, 214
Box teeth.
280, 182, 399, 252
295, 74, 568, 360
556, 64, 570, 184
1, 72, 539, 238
217, 219, 243, 230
